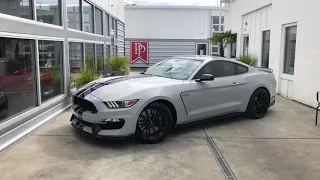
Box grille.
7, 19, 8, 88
73, 96, 98, 114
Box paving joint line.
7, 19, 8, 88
201, 124, 237, 180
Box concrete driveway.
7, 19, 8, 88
0, 96, 320, 180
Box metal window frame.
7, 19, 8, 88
261, 30, 271, 68
33, 0, 63, 27
94, 7, 103, 35
282, 24, 297, 75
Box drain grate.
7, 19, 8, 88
205, 137, 237, 180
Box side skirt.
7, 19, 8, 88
175, 112, 243, 128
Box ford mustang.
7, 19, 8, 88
71, 56, 276, 143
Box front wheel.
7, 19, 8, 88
135, 103, 173, 143
246, 88, 270, 119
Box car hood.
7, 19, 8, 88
75, 75, 182, 101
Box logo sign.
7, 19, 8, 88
130, 41, 149, 64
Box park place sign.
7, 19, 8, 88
130, 41, 149, 64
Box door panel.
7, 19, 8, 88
188, 81, 214, 120
210, 76, 242, 115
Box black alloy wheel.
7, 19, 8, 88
246, 88, 270, 119
136, 103, 173, 143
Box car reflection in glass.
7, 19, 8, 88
0, 86, 9, 119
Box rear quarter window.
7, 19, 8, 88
234, 63, 249, 75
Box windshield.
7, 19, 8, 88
144, 58, 202, 80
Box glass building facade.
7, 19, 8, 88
0, 0, 124, 134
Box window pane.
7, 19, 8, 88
234, 63, 248, 75
38, 40, 63, 102
284, 26, 297, 75
115, 20, 118, 37
243, 36, 249, 56
96, 44, 103, 71
36, 0, 61, 25
231, 34, 237, 58
212, 61, 234, 77
67, 0, 81, 30
0, 37, 37, 123
111, 35, 115, 55
212, 47, 219, 53
105, 45, 110, 58
95, 8, 103, 35
111, 17, 115, 30
262, 31, 270, 68
0, 0, 33, 19
212, 16, 219, 24
83, 0, 93, 33
85, 43, 95, 65
69, 42, 83, 74
212, 25, 220, 32
105, 14, 110, 36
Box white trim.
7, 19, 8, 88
35, 40, 41, 106
67, 28, 105, 38
0, 31, 64, 41
0, 94, 67, 132
280, 22, 298, 75
280, 73, 294, 81
40, 94, 67, 108
68, 38, 104, 44
0, 13, 36, 25
35, 21, 64, 30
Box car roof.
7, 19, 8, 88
172, 55, 239, 63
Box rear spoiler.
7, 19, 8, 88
256, 67, 273, 73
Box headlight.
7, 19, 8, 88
104, 99, 138, 109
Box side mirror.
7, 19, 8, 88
195, 74, 214, 82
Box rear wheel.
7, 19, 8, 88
135, 103, 173, 143
246, 88, 270, 119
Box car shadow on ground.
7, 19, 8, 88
34, 110, 277, 160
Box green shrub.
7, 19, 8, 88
72, 59, 101, 88
236, 54, 258, 66
97, 57, 103, 71
105, 55, 130, 73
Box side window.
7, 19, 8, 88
194, 61, 235, 79
194, 62, 214, 79
234, 63, 249, 75
211, 61, 234, 77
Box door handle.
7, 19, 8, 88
231, 82, 240, 86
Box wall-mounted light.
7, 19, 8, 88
244, 22, 248, 31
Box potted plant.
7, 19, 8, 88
105, 55, 130, 76
236, 54, 258, 66
72, 59, 102, 88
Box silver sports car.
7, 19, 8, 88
71, 56, 276, 143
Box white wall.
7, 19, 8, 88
125, 6, 219, 39
92, 0, 124, 21
225, 0, 320, 108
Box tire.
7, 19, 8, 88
135, 102, 173, 143
246, 88, 270, 119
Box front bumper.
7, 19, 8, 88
269, 95, 276, 107
71, 115, 135, 139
